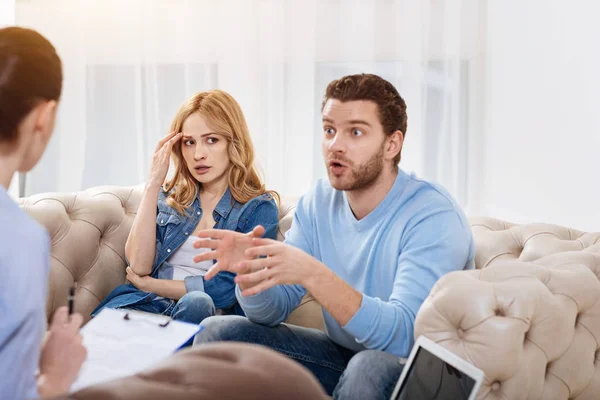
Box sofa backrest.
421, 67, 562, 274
18, 185, 307, 325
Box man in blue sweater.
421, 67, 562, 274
193, 73, 475, 399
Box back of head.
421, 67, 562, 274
322, 73, 408, 165
0, 27, 62, 153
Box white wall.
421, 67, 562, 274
481, 1, 600, 232
0, 0, 14, 26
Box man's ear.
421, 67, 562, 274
385, 130, 404, 162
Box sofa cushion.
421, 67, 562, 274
52, 343, 328, 400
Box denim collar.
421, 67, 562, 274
212, 187, 234, 219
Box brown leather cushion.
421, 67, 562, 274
51, 343, 327, 400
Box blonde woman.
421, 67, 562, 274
92, 90, 279, 326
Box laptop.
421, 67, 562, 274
390, 335, 485, 400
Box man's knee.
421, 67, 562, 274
334, 350, 404, 400
195, 315, 255, 344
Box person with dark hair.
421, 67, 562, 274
0, 27, 87, 399
193, 73, 476, 399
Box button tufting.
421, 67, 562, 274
491, 382, 501, 391
457, 328, 465, 338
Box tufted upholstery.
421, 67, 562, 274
415, 217, 600, 399
18, 186, 324, 330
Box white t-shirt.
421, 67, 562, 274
166, 236, 213, 280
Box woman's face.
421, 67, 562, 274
180, 112, 231, 187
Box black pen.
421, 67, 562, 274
68, 286, 75, 318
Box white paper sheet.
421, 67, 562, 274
70, 308, 201, 392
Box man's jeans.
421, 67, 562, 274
194, 316, 404, 399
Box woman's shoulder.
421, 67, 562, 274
236, 192, 279, 222
241, 192, 277, 210
156, 187, 180, 214
0, 202, 49, 262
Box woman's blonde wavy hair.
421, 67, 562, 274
164, 90, 279, 215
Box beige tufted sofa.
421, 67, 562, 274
415, 217, 600, 399
18, 185, 324, 330
19, 185, 326, 399
20, 186, 600, 399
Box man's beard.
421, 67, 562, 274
327, 144, 384, 191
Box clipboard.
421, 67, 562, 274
70, 308, 202, 392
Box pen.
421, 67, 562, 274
68, 286, 75, 317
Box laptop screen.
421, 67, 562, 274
393, 347, 477, 400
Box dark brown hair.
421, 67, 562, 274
0, 27, 62, 151
322, 73, 407, 165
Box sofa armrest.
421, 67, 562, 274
19, 186, 144, 323
414, 260, 600, 399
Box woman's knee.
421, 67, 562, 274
172, 291, 216, 323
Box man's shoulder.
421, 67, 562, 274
401, 173, 463, 214
395, 172, 471, 234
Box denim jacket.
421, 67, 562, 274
92, 187, 279, 315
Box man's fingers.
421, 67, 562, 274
245, 244, 280, 258
251, 238, 277, 247
249, 225, 265, 238
193, 238, 220, 249
50, 307, 69, 330
203, 263, 221, 281
196, 230, 226, 240
235, 267, 272, 284
238, 256, 278, 271
241, 278, 278, 297
193, 250, 219, 263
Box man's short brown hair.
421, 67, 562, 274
322, 73, 407, 165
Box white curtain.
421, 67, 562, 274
15, 0, 484, 208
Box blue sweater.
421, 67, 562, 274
237, 169, 475, 357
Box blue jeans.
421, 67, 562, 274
124, 291, 216, 324
194, 316, 404, 399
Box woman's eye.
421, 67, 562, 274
184, 139, 195, 146
207, 137, 218, 144
324, 127, 335, 135
352, 129, 364, 137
